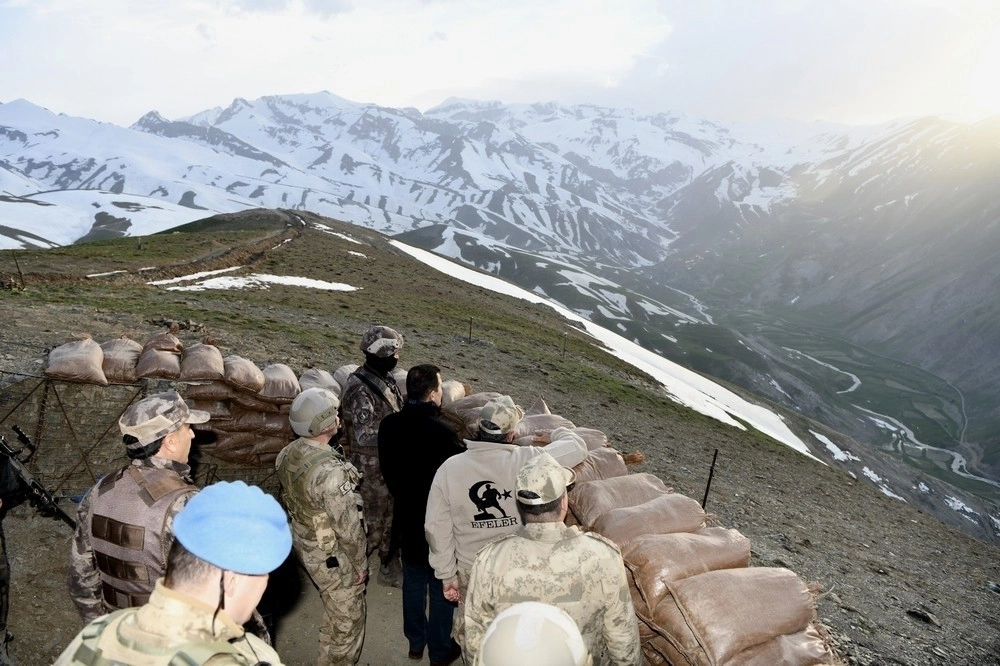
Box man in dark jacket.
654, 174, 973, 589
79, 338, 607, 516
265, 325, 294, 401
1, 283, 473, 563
379, 364, 464, 666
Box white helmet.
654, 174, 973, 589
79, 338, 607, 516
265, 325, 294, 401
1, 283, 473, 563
480, 602, 592, 666
288, 387, 340, 437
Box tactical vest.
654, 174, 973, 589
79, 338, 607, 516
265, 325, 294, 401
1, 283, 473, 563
277, 441, 361, 553
90, 464, 194, 611
65, 608, 251, 666
341, 367, 402, 453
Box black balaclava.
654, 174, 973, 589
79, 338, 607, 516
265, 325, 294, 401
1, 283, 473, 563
365, 353, 398, 377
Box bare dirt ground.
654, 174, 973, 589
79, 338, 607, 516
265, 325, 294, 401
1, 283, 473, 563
0, 214, 998, 665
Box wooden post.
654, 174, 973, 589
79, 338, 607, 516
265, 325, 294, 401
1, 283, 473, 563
702, 449, 719, 509
11, 250, 24, 290
468, 317, 473, 344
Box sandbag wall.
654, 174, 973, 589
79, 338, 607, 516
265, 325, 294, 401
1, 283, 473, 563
443, 392, 835, 666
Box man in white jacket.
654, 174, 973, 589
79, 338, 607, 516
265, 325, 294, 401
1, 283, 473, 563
424, 395, 587, 654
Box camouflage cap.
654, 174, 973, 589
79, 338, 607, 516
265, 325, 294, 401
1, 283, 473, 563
515, 452, 575, 505
479, 395, 525, 436
359, 325, 404, 357
119, 391, 210, 446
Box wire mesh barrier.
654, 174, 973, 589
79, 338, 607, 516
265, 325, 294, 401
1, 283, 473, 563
0, 371, 281, 505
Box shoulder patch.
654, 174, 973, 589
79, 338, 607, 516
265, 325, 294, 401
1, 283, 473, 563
355, 407, 374, 425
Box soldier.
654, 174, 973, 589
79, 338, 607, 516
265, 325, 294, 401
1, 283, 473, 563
54, 480, 290, 665
68, 391, 209, 623
277, 387, 368, 665
464, 452, 640, 666
340, 325, 404, 587
378, 364, 464, 665
424, 395, 588, 650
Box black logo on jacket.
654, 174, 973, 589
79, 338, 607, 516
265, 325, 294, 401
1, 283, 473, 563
468, 480, 517, 528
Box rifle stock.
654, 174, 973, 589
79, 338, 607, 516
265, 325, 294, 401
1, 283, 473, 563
0, 432, 77, 528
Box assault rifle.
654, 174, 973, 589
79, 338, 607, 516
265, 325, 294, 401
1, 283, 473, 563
0, 425, 76, 528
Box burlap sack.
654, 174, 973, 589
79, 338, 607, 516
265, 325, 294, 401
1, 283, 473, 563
513, 413, 575, 440
729, 622, 834, 665
184, 380, 234, 401
260, 412, 294, 438
569, 426, 609, 451
568, 473, 671, 529
231, 388, 281, 413
142, 332, 183, 353
524, 395, 551, 415
100, 337, 142, 383
134, 349, 181, 379
187, 399, 232, 421
624, 528, 751, 609
392, 367, 407, 401
179, 343, 225, 381
641, 642, 674, 666
332, 363, 359, 395
223, 355, 265, 392
667, 567, 816, 665
201, 430, 287, 465
594, 493, 709, 548
440, 379, 468, 406
644, 592, 706, 666
225, 405, 272, 432
570, 447, 627, 485
299, 368, 339, 392
259, 363, 300, 403
46, 337, 108, 385
250, 435, 293, 466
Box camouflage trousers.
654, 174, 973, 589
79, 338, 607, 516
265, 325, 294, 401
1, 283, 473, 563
348, 451, 394, 562
298, 545, 367, 666
452, 566, 471, 654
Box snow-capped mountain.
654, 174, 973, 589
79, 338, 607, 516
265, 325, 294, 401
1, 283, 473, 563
1, 92, 998, 541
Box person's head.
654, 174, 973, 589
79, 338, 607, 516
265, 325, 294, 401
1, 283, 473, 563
479, 602, 592, 666
477, 395, 524, 443
406, 364, 442, 404
360, 325, 403, 375
515, 452, 574, 524
119, 391, 210, 463
166, 481, 291, 625
288, 387, 341, 439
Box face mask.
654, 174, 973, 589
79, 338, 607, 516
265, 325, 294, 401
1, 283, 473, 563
366, 354, 398, 375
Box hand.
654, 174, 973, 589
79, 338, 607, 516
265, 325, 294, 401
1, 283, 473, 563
531, 429, 552, 444
355, 568, 369, 586
443, 580, 461, 603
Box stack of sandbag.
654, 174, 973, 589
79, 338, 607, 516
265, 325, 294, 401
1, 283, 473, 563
135, 332, 184, 379
190, 358, 299, 466
101, 336, 143, 383
439, 391, 502, 438
568, 474, 835, 665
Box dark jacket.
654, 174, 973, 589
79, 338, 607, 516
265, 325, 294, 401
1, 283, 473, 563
378, 400, 464, 565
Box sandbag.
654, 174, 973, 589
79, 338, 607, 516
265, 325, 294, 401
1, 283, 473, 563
299, 368, 339, 392
224, 355, 265, 392
142, 332, 183, 353
392, 368, 408, 401
440, 379, 468, 406
667, 567, 816, 665
593, 493, 709, 548
100, 336, 142, 383
570, 447, 627, 485
644, 592, 706, 666
568, 473, 671, 529
332, 363, 359, 394
569, 426, 609, 451
524, 395, 551, 416
442, 391, 503, 438
46, 337, 108, 385
134, 348, 181, 379
729, 622, 834, 665
187, 399, 232, 421
231, 388, 281, 413
184, 380, 234, 401
513, 413, 575, 440
179, 343, 225, 381
259, 363, 300, 403
201, 430, 288, 465
624, 528, 750, 609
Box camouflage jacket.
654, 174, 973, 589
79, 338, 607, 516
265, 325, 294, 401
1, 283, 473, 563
340, 367, 402, 453
68, 457, 196, 623
275, 437, 367, 580
464, 522, 641, 666
53, 579, 284, 665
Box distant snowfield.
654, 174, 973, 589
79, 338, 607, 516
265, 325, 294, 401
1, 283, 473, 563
389, 240, 816, 459
151, 270, 358, 292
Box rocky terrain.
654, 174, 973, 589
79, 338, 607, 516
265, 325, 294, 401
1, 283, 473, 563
0, 211, 997, 664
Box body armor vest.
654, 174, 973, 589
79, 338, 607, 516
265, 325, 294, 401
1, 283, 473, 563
90, 464, 194, 611
278, 440, 361, 553
341, 367, 402, 453
66, 608, 248, 666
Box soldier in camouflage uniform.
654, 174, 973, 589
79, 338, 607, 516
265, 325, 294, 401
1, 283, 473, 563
340, 325, 404, 587
277, 387, 368, 665
67, 391, 209, 623
54, 480, 290, 665
464, 453, 641, 666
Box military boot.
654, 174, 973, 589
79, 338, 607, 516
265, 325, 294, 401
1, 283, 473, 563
378, 555, 403, 588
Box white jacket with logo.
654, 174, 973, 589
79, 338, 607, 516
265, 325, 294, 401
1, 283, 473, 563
424, 427, 587, 584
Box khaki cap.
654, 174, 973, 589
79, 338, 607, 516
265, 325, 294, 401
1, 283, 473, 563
515, 452, 575, 505
119, 391, 210, 446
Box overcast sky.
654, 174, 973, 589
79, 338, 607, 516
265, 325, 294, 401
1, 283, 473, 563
1, 0, 997, 127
